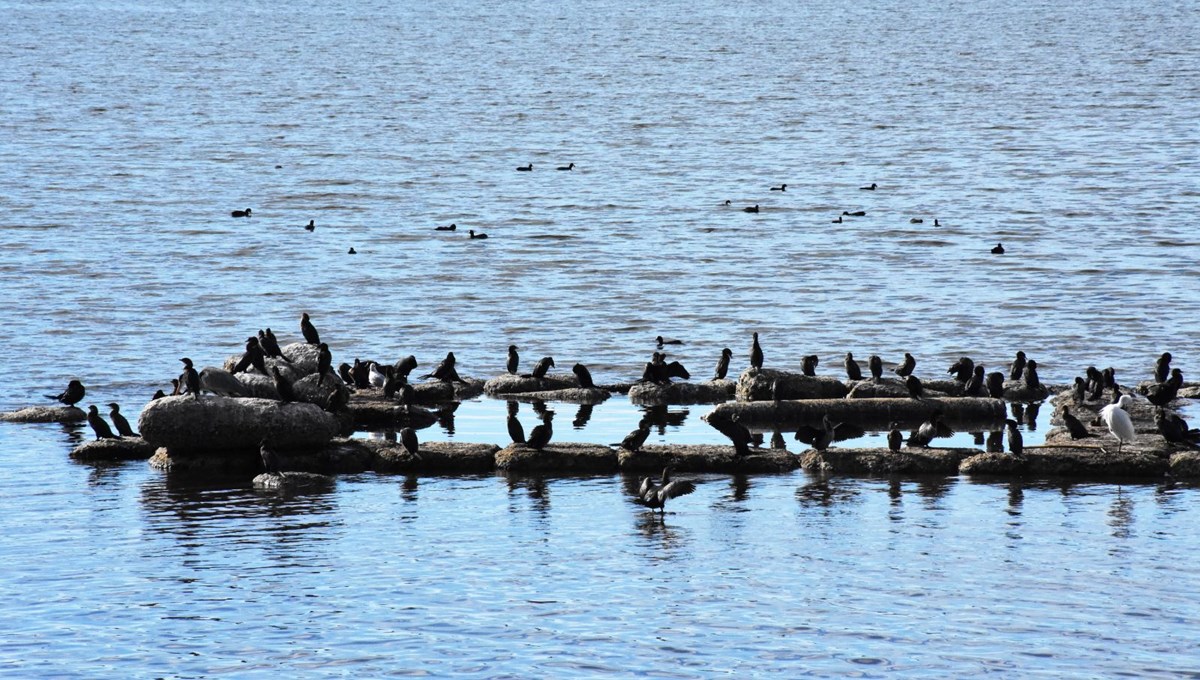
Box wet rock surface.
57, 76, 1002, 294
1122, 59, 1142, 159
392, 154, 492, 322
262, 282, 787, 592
618, 445, 797, 473
365, 441, 499, 473
628, 380, 734, 405
800, 447, 979, 475
0, 405, 86, 423
484, 373, 579, 395
495, 442, 619, 473
252, 471, 335, 491
138, 395, 338, 456
736, 369, 849, 402
70, 437, 156, 461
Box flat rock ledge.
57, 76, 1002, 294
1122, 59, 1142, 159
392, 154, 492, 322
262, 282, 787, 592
502, 387, 612, 404
253, 471, 335, 491
1002, 380, 1051, 403
70, 437, 156, 461
495, 443, 619, 473
139, 395, 338, 456
800, 447, 979, 475
619, 445, 798, 473
413, 378, 485, 403
150, 437, 373, 474
710, 397, 1007, 431
846, 379, 954, 399
736, 369, 849, 402
0, 405, 86, 423
364, 441, 500, 473
348, 393, 441, 428
484, 373, 580, 395
628, 380, 734, 405
960, 446, 1168, 479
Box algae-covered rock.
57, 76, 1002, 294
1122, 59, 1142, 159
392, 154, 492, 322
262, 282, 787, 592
495, 442, 618, 473
618, 445, 797, 473
484, 373, 580, 395
138, 395, 338, 456
0, 405, 86, 423
959, 452, 1026, 475
364, 440, 499, 473
70, 437, 156, 461
253, 471, 335, 491
628, 380, 734, 405
736, 369, 849, 402
1169, 451, 1200, 478
800, 447, 977, 475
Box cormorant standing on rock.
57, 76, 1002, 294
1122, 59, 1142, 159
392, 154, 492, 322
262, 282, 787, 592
400, 427, 419, 457
1062, 406, 1091, 439
909, 411, 952, 448
868, 355, 883, 381
260, 328, 291, 363
272, 366, 296, 403
621, 421, 651, 453
964, 365, 986, 396
905, 375, 924, 400
986, 371, 1005, 399
813, 415, 837, 451
1146, 369, 1183, 407
393, 355, 418, 381
152, 389, 166, 401
507, 345, 519, 375
1072, 377, 1088, 403
338, 363, 354, 386
46, 379, 85, 407
317, 343, 333, 387
351, 359, 369, 388
530, 356, 555, 380
802, 354, 819, 377
1155, 352, 1172, 383
713, 348, 733, 380
1005, 419, 1024, 456
170, 378, 181, 396
844, 353, 863, 381
422, 352, 468, 384
572, 363, 595, 389
1009, 351, 1027, 381
1023, 360, 1041, 390
107, 403, 137, 437
180, 358, 200, 399
233, 336, 268, 375
300, 313, 321, 345
383, 367, 405, 399
1156, 408, 1200, 447
948, 357, 975, 383
86, 405, 118, 440
525, 410, 554, 451
887, 423, 903, 451
750, 332, 764, 371
636, 467, 696, 514
260, 440, 281, 475
894, 352, 916, 377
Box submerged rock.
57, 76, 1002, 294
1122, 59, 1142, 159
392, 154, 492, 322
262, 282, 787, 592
70, 437, 156, 461
0, 405, 86, 423
484, 373, 579, 395
628, 380, 734, 405
503, 387, 612, 404
365, 440, 499, 473
149, 437, 372, 474
961, 445, 1167, 479
138, 395, 338, 456
736, 369, 849, 402
252, 471, 335, 491
800, 447, 978, 475
495, 442, 618, 473
618, 445, 798, 473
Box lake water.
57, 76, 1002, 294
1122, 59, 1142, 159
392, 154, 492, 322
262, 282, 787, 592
2, 0, 1199, 675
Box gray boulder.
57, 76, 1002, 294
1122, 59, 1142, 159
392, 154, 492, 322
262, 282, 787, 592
0, 405, 86, 423
735, 369, 849, 401
138, 395, 338, 456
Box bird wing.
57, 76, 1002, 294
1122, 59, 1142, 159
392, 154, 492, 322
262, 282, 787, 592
666, 361, 690, 380
660, 480, 697, 500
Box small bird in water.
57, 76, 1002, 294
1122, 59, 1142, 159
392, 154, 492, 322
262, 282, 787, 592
743, 205, 759, 213
844, 352, 863, 381
860, 183, 877, 190
107, 403, 137, 437
905, 375, 924, 400
400, 427, 420, 458
506, 345, 520, 375
910, 218, 924, 224
525, 410, 554, 451
516, 163, 533, 171
260, 439, 281, 475
887, 422, 903, 451
894, 352, 916, 377
572, 363, 596, 389
305, 220, 315, 232
868, 355, 883, 381
348, 247, 357, 254
1155, 352, 1172, 383
655, 335, 683, 348
86, 405, 118, 440
272, 366, 296, 403
300, 312, 321, 345
713, 348, 733, 380
1004, 419, 1024, 456
1061, 406, 1092, 439
469, 230, 488, 239
231, 208, 252, 218
180, 358, 201, 399
1009, 351, 1027, 381
991, 243, 1005, 254
636, 467, 696, 514
557, 163, 575, 171
802, 354, 819, 377
436, 223, 457, 231
750, 332, 764, 371
1100, 395, 1136, 454
843, 210, 866, 217
46, 379, 85, 407
934, 219, 940, 226
770, 184, 787, 191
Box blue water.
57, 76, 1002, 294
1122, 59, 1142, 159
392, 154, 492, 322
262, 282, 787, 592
2, 0, 1199, 675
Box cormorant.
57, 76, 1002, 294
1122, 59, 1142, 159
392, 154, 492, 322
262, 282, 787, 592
469, 230, 488, 239
1146, 369, 1183, 407
948, 357, 975, 383
86, 405, 118, 440
260, 439, 281, 474
1009, 351, 1027, 381
557, 163, 575, 171
1023, 360, 1040, 390
713, 348, 733, 380
107, 403, 137, 437
750, 332, 764, 371
1155, 352, 1172, 383
317, 343, 333, 387
986, 371, 1005, 399
530, 356, 555, 380
393, 355, 418, 380
516, 163, 533, 171
620, 422, 651, 453
1156, 408, 1200, 447
636, 467, 696, 514
1004, 419, 1024, 456
300, 312, 321, 345
868, 355, 883, 381
305, 220, 315, 232
525, 410, 554, 450
964, 365, 986, 396
771, 184, 787, 191
46, 379, 85, 407
707, 413, 751, 457
421, 352, 468, 384
655, 335, 683, 347
908, 410, 953, 448
887, 422, 903, 451
743, 205, 759, 213
812, 415, 837, 451
347, 247, 356, 254
905, 375, 924, 400
572, 363, 595, 389
860, 183, 877, 190
1062, 406, 1091, 439
1072, 377, 1088, 403
894, 352, 916, 377
351, 358, 370, 388
506, 345, 519, 374
400, 427, 419, 457
436, 223, 457, 231
152, 390, 166, 400
802, 354, 819, 377
992, 243, 1005, 254
910, 218, 924, 224
232, 336, 267, 375
843, 210, 867, 217
272, 366, 296, 403
383, 365, 404, 399
180, 358, 200, 399
844, 353, 863, 381
260, 328, 291, 363
231, 208, 251, 218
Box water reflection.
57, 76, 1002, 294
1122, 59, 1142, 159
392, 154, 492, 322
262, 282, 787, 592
437, 402, 459, 434
728, 474, 751, 503
796, 476, 861, 509
987, 430, 1004, 453
506, 474, 550, 516
572, 404, 594, 429
399, 474, 419, 502
1025, 402, 1041, 431
642, 404, 689, 433
1108, 489, 1134, 540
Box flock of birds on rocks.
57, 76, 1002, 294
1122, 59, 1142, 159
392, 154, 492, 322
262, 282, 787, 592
41, 301, 1198, 511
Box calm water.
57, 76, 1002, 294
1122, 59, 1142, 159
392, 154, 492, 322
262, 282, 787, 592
2, 0, 1200, 675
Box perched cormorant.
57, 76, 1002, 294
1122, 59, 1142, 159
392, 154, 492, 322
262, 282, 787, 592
887, 422, 903, 451
986, 371, 1006, 399
620, 422, 651, 453
1009, 351, 1027, 381
525, 411, 554, 450
86, 405, 118, 440
272, 366, 296, 403
1102, 367, 1117, 390
750, 332, 764, 371
46, 379, 85, 407
1146, 369, 1183, 407
400, 427, 419, 457
801, 354, 819, 377
393, 355, 418, 380
170, 378, 180, 396
1004, 419, 1024, 456
260, 328, 291, 363
107, 403, 137, 437
771, 184, 787, 191
530, 356, 555, 380
868, 355, 882, 381
991, 243, 1005, 254
636, 467, 696, 514
713, 348, 733, 380
948, 357, 975, 383
421, 352, 468, 384
232, 336, 267, 375
180, 358, 200, 399
894, 352, 916, 377
964, 365, 986, 396
231, 208, 251, 218
435, 223, 457, 231
317, 343, 333, 387
151, 389, 166, 400
351, 358, 370, 389
260, 439, 281, 474
557, 163, 575, 171
1155, 352, 1172, 383
516, 163, 533, 171
305, 220, 315, 232
1072, 376, 1088, 403
1062, 406, 1091, 439
1156, 408, 1200, 448
1023, 360, 1040, 390
844, 353, 863, 381
860, 183, 877, 190
572, 363, 595, 389
469, 230, 488, 239
908, 410, 953, 448
300, 312, 321, 345
506, 345, 519, 375
743, 205, 759, 213
383, 365, 404, 399
905, 375, 924, 400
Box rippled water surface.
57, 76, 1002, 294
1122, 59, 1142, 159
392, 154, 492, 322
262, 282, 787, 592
2, 0, 1200, 675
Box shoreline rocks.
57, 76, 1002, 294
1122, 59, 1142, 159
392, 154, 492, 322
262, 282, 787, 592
0, 405, 86, 423
710, 397, 1007, 431
628, 380, 734, 405
736, 369, 849, 402
139, 395, 338, 456
70, 437, 156, 461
